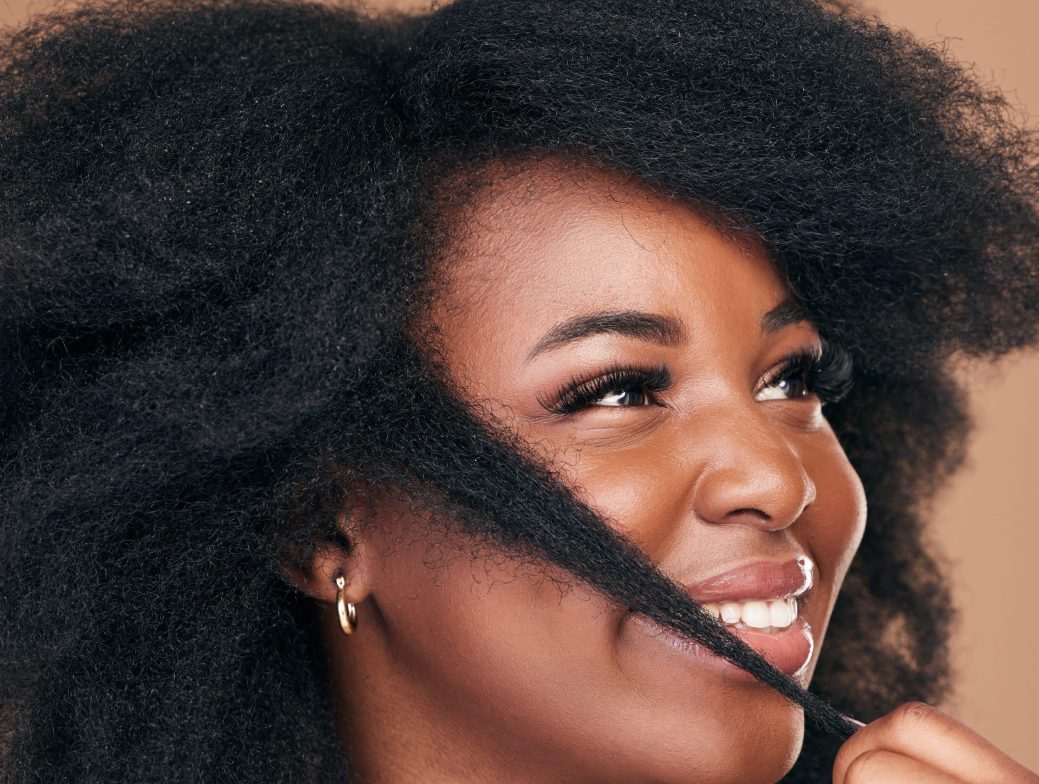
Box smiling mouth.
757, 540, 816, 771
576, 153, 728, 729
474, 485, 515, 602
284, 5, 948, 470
632, 555, 818, 679
680, 554, 815, 629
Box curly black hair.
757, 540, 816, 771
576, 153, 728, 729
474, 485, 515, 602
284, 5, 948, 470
1, 0, 1036, 781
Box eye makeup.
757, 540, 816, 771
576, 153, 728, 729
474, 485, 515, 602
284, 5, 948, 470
536, 339, 853, 416
755, 339, 854, 405
536, 361, 672, 416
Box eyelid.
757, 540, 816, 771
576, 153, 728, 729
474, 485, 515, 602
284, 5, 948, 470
540, 339, 852, 416
755, 339, 854, 404
538, 362, 672, 415
754, 343, 824, 394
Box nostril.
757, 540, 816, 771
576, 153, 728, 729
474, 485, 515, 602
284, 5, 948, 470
719, 507, 784, 530
725, 507, 773, 525
729, 507, 768, 518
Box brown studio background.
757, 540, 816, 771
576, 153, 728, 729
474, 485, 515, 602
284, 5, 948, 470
3, 0, 1037, 771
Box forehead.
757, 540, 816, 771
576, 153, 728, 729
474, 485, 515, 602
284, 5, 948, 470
425, 160, 794, 373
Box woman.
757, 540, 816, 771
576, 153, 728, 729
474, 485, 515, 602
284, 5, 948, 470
1, 0, 1037, 782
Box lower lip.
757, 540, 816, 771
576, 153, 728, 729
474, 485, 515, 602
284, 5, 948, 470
635, 614, 815, 683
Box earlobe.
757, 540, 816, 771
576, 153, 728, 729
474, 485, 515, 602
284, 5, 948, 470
276, 545, 343, 602
276, 508, 376, 606
313, 542, 375, 605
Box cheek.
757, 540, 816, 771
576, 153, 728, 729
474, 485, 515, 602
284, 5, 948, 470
366, 519, 631, 756
544, 436, 692, 561
801, 438, 867, 591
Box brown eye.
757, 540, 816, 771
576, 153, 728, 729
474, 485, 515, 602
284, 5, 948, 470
754, 341, 854, 405
538, 363, 672, 415
590, 385, 655, 407
755, 372, 811, 402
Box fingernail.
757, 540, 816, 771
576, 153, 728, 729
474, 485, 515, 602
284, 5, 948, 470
840, 712, 866, 729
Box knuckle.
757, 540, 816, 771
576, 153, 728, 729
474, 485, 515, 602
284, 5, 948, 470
845, 749, 888, 782
832, 750, 851, 780
888, 700, 937, 733
832, 738, 862, 777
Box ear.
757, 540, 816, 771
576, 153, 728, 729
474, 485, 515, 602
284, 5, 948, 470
277, 505, 375, 607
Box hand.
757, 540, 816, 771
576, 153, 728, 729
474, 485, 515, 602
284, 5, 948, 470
832, 701, 1039, 783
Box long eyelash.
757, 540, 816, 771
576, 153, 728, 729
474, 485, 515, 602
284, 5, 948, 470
763, 339, 854, 405
538, 362, 672, 415
539, 342, 853, 417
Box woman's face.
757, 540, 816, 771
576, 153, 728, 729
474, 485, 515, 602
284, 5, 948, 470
316, 163, 867, 784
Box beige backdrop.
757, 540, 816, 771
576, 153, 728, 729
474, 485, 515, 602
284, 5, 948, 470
3, 0, 1037, 771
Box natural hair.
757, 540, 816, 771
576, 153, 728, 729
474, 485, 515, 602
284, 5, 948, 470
1, 0, 1036, 781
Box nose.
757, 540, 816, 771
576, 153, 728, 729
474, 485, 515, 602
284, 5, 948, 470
690, 408, 816, 532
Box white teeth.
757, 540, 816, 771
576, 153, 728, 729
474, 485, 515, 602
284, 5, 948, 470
697, 597, 799, 631
770, 597, 797, 628
741, 600, 772, 629
720, 602, 742, 623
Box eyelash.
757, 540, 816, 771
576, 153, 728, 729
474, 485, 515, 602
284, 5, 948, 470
762, 340, 854, 405
537, 362, 672, 416
537, 340, 854, 416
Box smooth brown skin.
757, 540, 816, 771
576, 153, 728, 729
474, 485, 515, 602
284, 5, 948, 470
285, 161, 1038, 783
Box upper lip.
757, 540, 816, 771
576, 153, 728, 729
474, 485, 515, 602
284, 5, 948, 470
682, 555, 814, 602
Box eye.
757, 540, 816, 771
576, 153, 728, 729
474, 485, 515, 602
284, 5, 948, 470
754, 340, 854, 405
756, 370, 811, 401
591, 385, 654, 408
538, 363, 671, 416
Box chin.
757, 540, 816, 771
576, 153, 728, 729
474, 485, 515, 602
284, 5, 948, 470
624, 698, 805, 784
701, 699, 804, 784
726, 705, 805, 784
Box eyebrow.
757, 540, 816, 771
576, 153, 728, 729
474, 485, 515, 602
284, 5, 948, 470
760, 296, 810, 334
524, 296, 809, 362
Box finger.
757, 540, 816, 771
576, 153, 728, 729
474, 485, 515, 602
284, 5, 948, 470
833, 702, 1037, 784
839, 748, 962, 784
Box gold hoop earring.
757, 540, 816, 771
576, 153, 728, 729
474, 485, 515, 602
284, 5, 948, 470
335, 574, 358, 636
